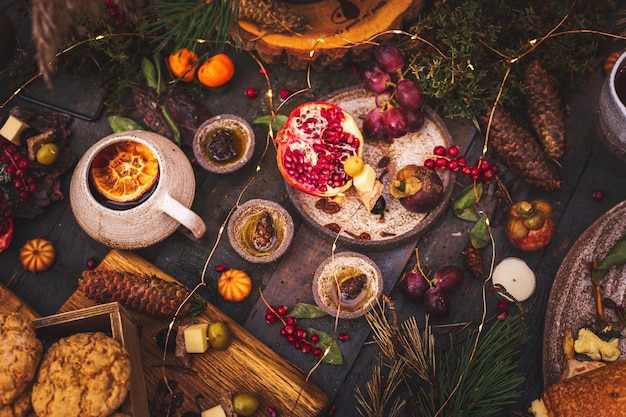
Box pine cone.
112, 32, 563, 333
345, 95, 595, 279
239, 0, 307, 32
463, 246, 485, 280
79, 270, 203, 318
524, 60, 567, 159
481, 101, 562, 192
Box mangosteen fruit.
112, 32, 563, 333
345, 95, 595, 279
389, 165, 444, 213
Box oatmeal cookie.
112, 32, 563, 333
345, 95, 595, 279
0, 313, 42, 407
31, 332, 131, 417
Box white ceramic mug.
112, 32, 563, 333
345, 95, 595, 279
70, 131, 206, 249
596, 50, 626, 173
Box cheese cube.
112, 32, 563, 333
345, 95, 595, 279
184, 323, 209, 353
0, 115, 29, 146
201, 405, 227, 417
352, 164, 376, 193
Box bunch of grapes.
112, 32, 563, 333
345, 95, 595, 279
359, 44, 425, 142
424, 145, 499, 184
0, 139, 38, 202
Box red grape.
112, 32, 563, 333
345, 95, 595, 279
432, 265, 464, 292
424, 286, 451, 317
363, 107, 387, 141
404, 108, 425, 132
402, 270, 429, 301
375, 43, 404, 73
382, 107, 408, 138
359, 65, 391, 93
375, 92, 392, 107
395, 79, 423, 110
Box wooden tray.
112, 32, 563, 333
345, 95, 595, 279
1, 250, 329, 417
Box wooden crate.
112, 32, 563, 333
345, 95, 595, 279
32, 302, 149, 417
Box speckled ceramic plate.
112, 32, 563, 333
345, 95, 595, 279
543, 200, 626, 387
286, 87, 455, 250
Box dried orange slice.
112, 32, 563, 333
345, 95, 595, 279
90, 141, 159, 203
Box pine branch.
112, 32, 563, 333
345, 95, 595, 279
355, 357, 406, 417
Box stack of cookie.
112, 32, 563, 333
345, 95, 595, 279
0, 312, 133, 417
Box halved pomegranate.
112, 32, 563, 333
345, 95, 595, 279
276, 102, 364, 197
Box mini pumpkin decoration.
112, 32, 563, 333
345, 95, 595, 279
217, 268, 252, 302
19, 238, 56, 273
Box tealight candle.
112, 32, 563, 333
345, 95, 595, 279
492, 257, 536, 302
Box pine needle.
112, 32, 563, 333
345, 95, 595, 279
355, 357, 406, 417
398, 315, 435, 383
365, 301, 398, 366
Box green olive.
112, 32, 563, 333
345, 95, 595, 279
232, 393, 259, 416
207, 322, 230, 350
36, 143, 59, 165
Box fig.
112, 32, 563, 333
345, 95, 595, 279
389, 165, 444, 213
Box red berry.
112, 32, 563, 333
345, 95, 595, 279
490, 164, 498, 174
481, 169, 494, 183
433, 145, 446, 156
301, 344, 311, 354
279, 88, 290, 100
215, 263, 228, 272
313, 347, 323, 357
245, 87, 258, 98
497, 312, 508, 320
457, 156, 467, 165
283, 324, 295, 335
592, 189, 604, 201
294, 340, 303, 349
328, 405, 336, 416
461, 165, 471, 176
310, 334, 320, 343
17, 159, 30, 169
447, 145, 460, 158
286, 317, 297, 325
296, 329, 307, 339
259, 68, 271, 75
276, 305, 288, 316
479, 160, 491, 171
446, 160, 459, 171
268, 407, 278, 417
18, 190, 29, 200
424, 158, 436, 170
470, 167, 480, 179
338, 333, 349, 341
287, 335, 297, 344
435, 157, 447, 168
497, 300, 509, 312
86, 257, 98, 270
279, 327, 288, 336
265, 313, 277, 323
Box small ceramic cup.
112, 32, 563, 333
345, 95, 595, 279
596, 50, 626, 173
70, 131, 206, 249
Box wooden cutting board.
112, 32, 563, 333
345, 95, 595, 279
2, 250, 328, 417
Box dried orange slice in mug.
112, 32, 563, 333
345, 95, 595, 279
90, 141, 159, 203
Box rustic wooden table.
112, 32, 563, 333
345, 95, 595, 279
2, 49, 626, 417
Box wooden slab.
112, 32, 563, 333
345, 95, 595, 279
57, 249, 329, 417
0, 283, 40, 319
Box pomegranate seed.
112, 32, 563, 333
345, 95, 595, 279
276, 305, 288, 316
447, 145, 460, 158
265, 313, 277, 323
328, 405, 336, 416
338, 333, 349, 341
268, 407, 278, 417
279, 88, 290, 100
497, 312, 508, 320
245, 87, 258, 98
310, 334, 320, 343
592, 189, 604, 201
497, 300, 509, 312
86, 257, 98, 270
424, 159, 436, 170
313, 347, 323, 357
433, 145, 446, 156
215, 263, 228, 272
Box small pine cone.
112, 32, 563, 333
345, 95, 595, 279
463, 246, 485, 279
239, 0, 307, 32
79, 270, 195, 318
480, 101, 562, 192
524, 60, 567, 159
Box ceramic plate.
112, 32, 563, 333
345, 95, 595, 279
543, 200, 626, 387
286, 87, 455, 250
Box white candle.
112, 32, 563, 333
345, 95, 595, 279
492, 257, 536, 302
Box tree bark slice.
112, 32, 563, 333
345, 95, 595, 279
238, 0, 425, 70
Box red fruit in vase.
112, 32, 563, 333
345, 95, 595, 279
396, 79, 423, 110
359, 65, 391, 93
276, 102, 364, 197
424, 286, 451, 317
375, 43, 404, 74
362, 107, 387, 141
432, 265, 464, 292
402, 270, 429, 301
383, 107, 409, 138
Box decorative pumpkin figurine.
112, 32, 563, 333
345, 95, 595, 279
217, 268, 252, 302
505, 199, 555, 252
19, 238, 56, 273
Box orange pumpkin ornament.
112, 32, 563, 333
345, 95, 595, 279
217, 268, 252, 302
197, 53, 235, 88
19, 238, 56, 273
168, 48, 198, 82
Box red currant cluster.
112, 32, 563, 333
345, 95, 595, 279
265, 305, 325, 357
424, 145, 498, 183
105, 0, 125, 27
0, 140, 37, 201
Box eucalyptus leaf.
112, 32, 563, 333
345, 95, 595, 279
252, 114, 288, 133
470, 216, 490, 249
286, 303, 328, 319
141, 57, 158, 90
453, 183, 483, 219
307, 328, 343, 365
592, 236, 626, 284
